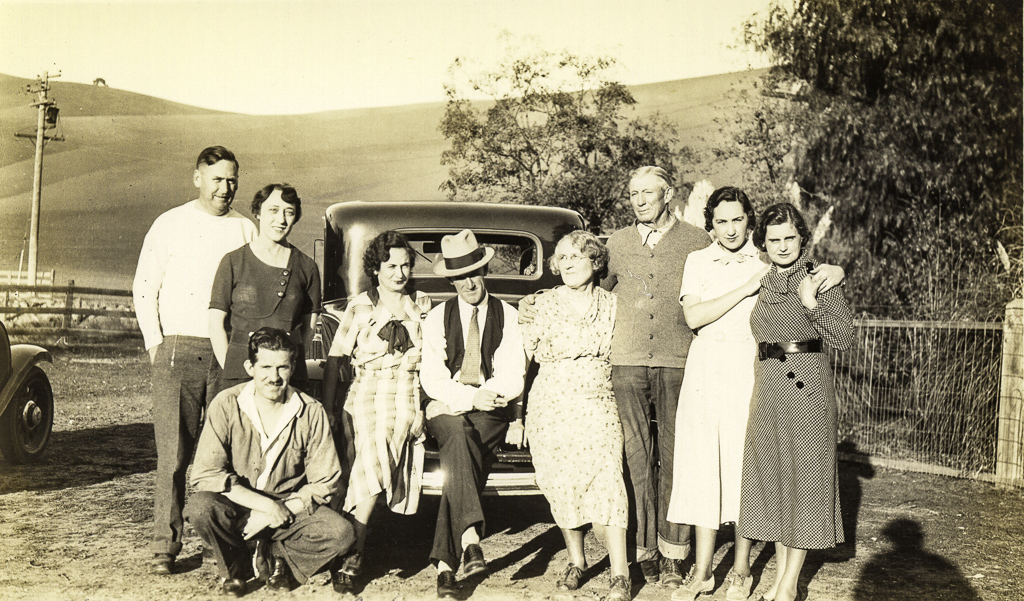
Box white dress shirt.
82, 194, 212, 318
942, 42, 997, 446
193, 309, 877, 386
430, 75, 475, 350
420, 294, 527, 414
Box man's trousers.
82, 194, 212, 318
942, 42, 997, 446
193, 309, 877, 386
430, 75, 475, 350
612, 365, 691, 562
425, 410, 508, 570
151, 336, 220, 556
184, 491, 354, 583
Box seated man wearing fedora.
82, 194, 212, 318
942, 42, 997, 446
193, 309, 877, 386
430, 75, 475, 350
419, 229, 528, 599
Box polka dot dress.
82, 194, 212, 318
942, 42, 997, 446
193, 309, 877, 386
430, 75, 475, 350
738, 256, 853, 549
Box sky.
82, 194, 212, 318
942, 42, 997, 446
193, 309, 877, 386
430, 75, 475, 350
1, 0, 775, 115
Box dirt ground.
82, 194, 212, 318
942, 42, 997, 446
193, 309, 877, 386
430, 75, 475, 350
1, 347, 1023, 601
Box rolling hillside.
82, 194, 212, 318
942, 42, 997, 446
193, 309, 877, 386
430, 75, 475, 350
0, 70, 762, 288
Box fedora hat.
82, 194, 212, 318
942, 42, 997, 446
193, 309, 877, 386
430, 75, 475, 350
433, 229, 495, 277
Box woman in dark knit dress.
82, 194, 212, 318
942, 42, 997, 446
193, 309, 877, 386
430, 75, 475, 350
738, 203, 852, 601
209, 184, 320, 393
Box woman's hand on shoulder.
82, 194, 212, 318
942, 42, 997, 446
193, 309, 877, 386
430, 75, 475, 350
744, 265, 772, 296
518, 292, 541, 324
810, 263, 845, 293
798, 273, 820, 311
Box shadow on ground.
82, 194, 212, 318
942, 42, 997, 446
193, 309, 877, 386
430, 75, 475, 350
0, 422, 155, 494
852, 518, 981, 600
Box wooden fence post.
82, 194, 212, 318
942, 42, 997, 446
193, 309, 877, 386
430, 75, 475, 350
996, 298, 1024, 488
61, 279, 75, 347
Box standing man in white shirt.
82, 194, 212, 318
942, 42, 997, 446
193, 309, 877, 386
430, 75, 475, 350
133, 146, 257, 575
419, 230, 527, 599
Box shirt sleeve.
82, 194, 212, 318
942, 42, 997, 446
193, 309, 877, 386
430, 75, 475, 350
286, 402, 342, 512
481, 302, 527, 402
419, 305, 479, 413
209, 252, 234, 312
190, 394, 241, 493
132, 218, 169, 350
678, 252, 702, 304
806, 282, 854, 352
306, 264, 322, 315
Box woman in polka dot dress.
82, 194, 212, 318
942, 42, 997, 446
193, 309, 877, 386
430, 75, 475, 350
738, 203, 853, 601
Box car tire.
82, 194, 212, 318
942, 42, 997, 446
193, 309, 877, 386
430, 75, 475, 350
0, 366, 54, 464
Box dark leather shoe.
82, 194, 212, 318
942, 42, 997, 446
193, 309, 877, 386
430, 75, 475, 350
339, 551, 362, 577
267, 557, 294, 591
437, 570, 460, 599
462, 544, 487, 577
149, 553, 174, 576
220, 577, 246, 597
659, 557, 683, 587
331, 569, 355, 595
639, 558, 659, 584
555, 563, 585, 591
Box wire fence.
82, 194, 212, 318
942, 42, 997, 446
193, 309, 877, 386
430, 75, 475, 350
3, 283, 1022, 485
831, 318, 1009, 479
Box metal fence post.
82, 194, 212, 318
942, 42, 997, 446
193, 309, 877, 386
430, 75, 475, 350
996, 298, 1024, 488
61, 279, 75, 347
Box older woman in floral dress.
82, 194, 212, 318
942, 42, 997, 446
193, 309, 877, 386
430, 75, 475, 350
523, 230, 631, 601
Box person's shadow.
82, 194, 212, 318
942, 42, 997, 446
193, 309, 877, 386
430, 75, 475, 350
853, 518, 981, 600
834, 441, 875, 561
800, 441, 875, 586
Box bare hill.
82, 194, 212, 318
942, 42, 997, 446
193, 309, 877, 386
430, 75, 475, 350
0, 70, 763, 288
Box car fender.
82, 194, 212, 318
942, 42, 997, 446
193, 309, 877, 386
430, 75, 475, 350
0, 346, 52, 416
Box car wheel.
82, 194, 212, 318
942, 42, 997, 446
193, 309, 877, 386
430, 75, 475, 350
0, 366, 54, 464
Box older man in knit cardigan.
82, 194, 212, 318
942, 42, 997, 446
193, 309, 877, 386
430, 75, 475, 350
601, 166, 708, 585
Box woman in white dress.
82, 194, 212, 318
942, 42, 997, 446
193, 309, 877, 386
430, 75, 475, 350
667, 188, 844, 601
667, 187, 767, 601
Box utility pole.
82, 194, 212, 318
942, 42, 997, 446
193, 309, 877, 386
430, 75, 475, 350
14, 71, 64, 286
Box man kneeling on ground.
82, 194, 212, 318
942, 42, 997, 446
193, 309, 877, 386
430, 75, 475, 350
185, 327, 354, 597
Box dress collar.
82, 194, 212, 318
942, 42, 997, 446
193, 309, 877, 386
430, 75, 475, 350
763, 251, 813, 294
711, 237, 760, 264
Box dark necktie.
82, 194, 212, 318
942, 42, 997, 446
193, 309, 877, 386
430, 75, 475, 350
459, 306, 482, 385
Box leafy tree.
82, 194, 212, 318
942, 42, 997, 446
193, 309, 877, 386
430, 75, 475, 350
740, 0, 1022, 319
439, 43, 683, 233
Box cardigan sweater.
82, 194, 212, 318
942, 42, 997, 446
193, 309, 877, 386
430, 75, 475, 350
602, 219, 711, 368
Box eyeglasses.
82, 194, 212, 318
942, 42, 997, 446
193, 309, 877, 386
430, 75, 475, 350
555, 253, 589, 264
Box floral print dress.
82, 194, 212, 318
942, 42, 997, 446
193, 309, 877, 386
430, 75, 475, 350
524, 286, 628, 529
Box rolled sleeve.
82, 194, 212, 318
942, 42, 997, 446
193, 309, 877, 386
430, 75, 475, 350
190, 396, 240, 493
288, 403, 341, 511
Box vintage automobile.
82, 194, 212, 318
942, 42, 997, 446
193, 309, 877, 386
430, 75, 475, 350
0, 320, 55, 464
307, 200, 586, 495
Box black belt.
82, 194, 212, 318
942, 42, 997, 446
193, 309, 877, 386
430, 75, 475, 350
758, 339, 822, 361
